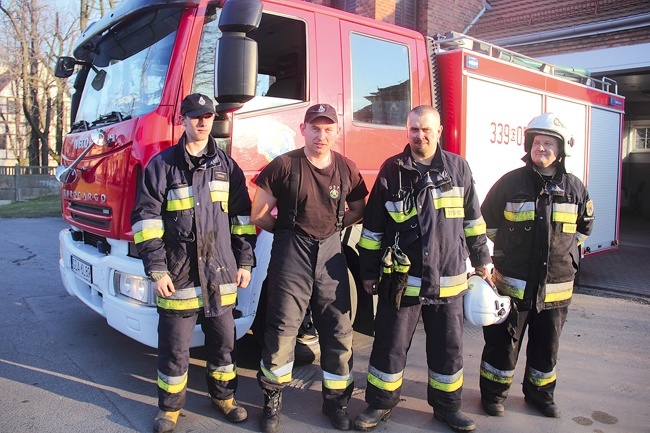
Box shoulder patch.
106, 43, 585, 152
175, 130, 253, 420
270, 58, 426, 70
586, 199, 594, 217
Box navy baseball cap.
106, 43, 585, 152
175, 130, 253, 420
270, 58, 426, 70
180, 93, 216, 118
304, 103, 338, 124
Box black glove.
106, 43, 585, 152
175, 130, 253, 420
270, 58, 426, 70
378, 247, 394, 308
389, 247, 410, 311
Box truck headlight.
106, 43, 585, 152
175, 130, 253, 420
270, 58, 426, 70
114, 271, 154, 306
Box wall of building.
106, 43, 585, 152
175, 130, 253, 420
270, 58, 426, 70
307, 0, 487, 35
511, 27, 650, 59
417, 0, 485, 36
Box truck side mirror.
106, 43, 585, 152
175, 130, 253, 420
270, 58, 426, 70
211, 113, 232, 139
219, 0, 262, 32
215, 35, 258, 112
214, 0, 262, 113
55, 57, 77, 78
91, 69, 107, 91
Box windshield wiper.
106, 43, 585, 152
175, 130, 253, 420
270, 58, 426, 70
71, 120, 90, 132
91, 111, 132, 127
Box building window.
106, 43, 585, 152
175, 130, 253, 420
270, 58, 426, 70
0, 133, 6, 150
635, 127, 650, 150
350, 33, 411, 127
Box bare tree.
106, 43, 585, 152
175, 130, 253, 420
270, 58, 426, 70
0, 0, 117, 167
0, 0, 78, 167
50, 10, 80, 162
80, 0, 116, 32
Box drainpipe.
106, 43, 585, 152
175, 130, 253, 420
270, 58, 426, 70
490, 13, 650, 47
464, 1, 492, 34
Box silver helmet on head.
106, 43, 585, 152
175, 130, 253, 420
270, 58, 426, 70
523, 112, 572, 157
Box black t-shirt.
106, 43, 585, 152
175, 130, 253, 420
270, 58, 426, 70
255, 148, 368, 239
414, 160, 431, 176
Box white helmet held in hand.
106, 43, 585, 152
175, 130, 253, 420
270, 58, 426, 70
464, 275, 511, 327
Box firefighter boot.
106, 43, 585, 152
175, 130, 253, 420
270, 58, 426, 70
353, 405, 392, 431
153, 410, 180, 433
211, 397, 248, 423
525, 397, 561, 418
434, 410, 476, 432
322, 403, 352, 430
260, 389, 282, 433
482, 400, 505, 417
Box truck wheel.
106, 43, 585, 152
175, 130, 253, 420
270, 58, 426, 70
294, 331, 320, 365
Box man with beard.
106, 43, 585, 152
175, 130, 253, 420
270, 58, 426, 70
354, 105, 491, 432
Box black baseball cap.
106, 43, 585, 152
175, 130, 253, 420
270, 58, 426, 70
304, 103, 338, 124
180, 93, 216, 118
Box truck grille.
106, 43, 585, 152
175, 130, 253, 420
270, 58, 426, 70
71, 230, 111, 255
82, 231, 107, 248
67, 201, 112, 230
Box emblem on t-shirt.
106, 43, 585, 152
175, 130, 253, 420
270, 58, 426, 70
329, 185, 340, 199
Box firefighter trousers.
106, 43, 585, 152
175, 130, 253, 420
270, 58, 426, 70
258, 230, 354, 408
364, 297, 465, 414
157, 309, 238, 412
480, 305, 568, 406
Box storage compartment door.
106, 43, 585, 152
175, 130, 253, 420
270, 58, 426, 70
584, 107, 621, 254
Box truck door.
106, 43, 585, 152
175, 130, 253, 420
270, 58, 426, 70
188, 3, 313, 174
340, 21, 424, 186
546, 98, 588, 182
584, 108, 622, 254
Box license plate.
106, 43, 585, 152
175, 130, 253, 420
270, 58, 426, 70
71, 255, 92, 284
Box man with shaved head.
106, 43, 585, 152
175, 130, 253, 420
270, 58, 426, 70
355, 105, 491, 432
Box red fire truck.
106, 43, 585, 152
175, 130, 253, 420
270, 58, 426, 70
54, 0, 623, 352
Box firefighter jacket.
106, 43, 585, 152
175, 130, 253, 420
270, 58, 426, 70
480, 161, 594, 312
131, 134, 256, 317
358, 145, 491, 304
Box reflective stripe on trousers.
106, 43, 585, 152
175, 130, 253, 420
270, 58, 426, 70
258, 230, 354, 406
157, 309, 238, 411
480, 305, 568, 406
365, 297, 465, 412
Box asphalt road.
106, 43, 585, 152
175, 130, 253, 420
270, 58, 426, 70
1, 217, 648, 433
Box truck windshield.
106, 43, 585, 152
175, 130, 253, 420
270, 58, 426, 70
75, 8, 181, 126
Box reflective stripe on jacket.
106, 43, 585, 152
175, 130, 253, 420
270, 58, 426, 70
131, 135, 256, 317
358, 145, 491, 303
481, 163, 594, 311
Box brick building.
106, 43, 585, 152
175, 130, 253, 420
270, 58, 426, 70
306, 0, 650, 216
